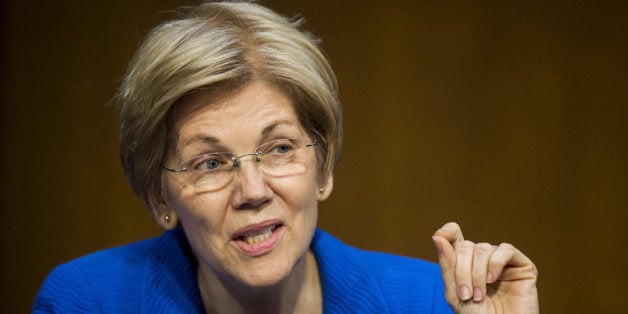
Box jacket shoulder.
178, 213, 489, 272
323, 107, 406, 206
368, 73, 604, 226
312, 229, 452, 313
33, 234, 165, 313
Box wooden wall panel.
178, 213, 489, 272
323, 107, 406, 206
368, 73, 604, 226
1, 1, 626, 312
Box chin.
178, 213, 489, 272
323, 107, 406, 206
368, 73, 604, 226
234, 257, 301, 289
228, 224, 315, 289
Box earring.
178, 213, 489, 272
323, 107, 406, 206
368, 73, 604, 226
164, 215, 171, 223
318, 188, 325, 194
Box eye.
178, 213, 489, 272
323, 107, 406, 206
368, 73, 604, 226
274, 143, 292, 154
200, 159, 221, 170
265, 140, 295, 155
189, 153, 231, 171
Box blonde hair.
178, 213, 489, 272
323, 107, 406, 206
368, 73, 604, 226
117, 1, 342, 204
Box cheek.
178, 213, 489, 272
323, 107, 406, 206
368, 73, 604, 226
167, 184, 231, 230
170, 192, 234, 265
272, 173, 320, 212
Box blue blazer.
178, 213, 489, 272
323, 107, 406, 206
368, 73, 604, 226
34, 228, 452, 313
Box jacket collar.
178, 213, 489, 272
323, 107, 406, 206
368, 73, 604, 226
311, 228, 390, 313
140, 229, 204, 313
139, 228, 389, 313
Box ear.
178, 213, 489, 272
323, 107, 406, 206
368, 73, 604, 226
148, 191, 178, 230
316, 173, 334, 201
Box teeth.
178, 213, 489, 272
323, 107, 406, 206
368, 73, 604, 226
242, 226, 274, 245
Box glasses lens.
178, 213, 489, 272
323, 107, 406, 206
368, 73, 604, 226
256, 138, 313, 176
173, 138, 316, 191
181, 152, 236, 190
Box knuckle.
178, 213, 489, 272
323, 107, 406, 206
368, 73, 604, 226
456, 269, 471, 278
498, 242, 515, 251
475, 242, 494, 251
462, 240, 475, 246
472, 262, 487, 276
473, 242, 494, 259
529, 261, 539, 278
446, 221, 460, 229
441, 222, 460, 233
472, 270, 486, 282
454, 240, 475, 252
440, 262, 454, 272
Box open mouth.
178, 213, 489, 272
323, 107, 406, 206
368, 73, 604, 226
232, 220, 284, 256
236, 224, 281, 245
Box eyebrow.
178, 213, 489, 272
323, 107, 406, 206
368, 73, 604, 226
261, 119, 295, 136
179, 119, 296, 150
179, 135, 220, 153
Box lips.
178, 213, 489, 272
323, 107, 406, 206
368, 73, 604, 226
232, 220, 284, 256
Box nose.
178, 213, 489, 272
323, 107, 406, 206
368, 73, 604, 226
231, 155, 273, 210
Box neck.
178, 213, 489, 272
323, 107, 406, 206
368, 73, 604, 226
197, 250, 322, 314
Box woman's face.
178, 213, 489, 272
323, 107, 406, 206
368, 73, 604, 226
158, 81, 332, 288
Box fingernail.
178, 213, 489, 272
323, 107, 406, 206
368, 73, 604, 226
487, 272, 494, 283
473, 287, 483, 302
459, 285, 471, 300
432, 236, 442, 253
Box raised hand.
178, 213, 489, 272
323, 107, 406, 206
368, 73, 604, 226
432, 222, 539, 313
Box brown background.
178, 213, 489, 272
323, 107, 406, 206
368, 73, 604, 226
2, 1, 626, 312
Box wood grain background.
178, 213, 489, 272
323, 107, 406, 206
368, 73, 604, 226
2, 1, 626, 312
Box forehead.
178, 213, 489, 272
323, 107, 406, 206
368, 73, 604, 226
171, 81, 303, 146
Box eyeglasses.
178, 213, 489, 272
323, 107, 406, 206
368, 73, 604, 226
161, 138, 318, 191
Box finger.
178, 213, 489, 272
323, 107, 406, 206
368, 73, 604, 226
454, 240, 475, 301
432, 235, 459, 304
434, 222, 464, 244
488, 243, 537, 282
471, 243, 497, 301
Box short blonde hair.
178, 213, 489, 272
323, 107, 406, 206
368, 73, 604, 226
117, 1, 342, 204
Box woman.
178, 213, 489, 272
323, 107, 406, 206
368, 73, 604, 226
34, 2, 538, 313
